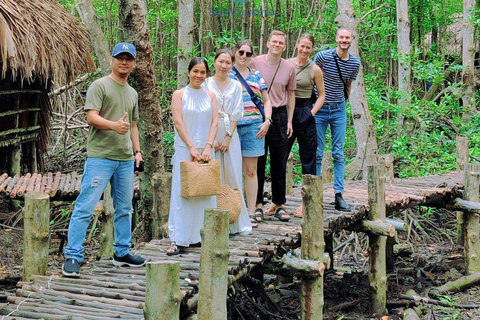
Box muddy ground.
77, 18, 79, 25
1, 203, 479, 319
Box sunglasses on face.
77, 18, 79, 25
238, 50, 253, 57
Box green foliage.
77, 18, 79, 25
438, 295, 463, 320
57, 0, 476, 180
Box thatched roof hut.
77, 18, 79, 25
0, 0, 95, 173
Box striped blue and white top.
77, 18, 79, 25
313, 48, 360, 104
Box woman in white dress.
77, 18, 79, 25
204, 49, 253, 235
167, 57, 218, 255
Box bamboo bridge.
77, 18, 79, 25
1, 168, 474, 319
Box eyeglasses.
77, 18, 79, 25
238, 50, 253, 57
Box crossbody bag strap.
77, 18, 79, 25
332, 50, 349, 101
296, 60, 312, 76
232, 66, 265, 120
267, 60, 282, 94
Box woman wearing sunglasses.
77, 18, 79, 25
229, 40, 272, 226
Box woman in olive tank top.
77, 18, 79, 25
287, 34, 326, 217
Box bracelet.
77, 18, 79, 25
206, 142, 213, 147
266, 117, 272, 124
134, 150, 143, 154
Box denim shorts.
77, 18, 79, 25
237, 120, 265, 157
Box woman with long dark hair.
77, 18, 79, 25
204, 49, 253, 235
167, 57, 218, 255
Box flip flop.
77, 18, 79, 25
249, 215, 259, 228
294, 205, 303, 218
166, 241, 181, 256
254, 208, 264, 222
274, 207, 290, 222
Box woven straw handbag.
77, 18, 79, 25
217, 153, 242, 224
180, 160, 221, 198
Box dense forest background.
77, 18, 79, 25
53, 0, 480, 181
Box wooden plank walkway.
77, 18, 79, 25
0, 171, 464, 319
0, 172, 141, 201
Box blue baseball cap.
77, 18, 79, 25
112, 42, 136, 59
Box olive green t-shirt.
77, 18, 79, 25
85, 76, 139, 161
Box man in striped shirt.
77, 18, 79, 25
313, 27, 361, 212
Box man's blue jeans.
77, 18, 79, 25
315, 101, 347, 194
64, 158, 134, 262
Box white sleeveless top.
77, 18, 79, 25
174, 86, 213, 149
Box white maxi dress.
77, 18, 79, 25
204, 77, 252, 235
168, 86, 216, 247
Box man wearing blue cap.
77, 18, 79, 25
63, 42, 146, 277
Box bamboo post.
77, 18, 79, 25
457, 137, 469, 246
96, 183, 114, 260
321, 151, 333, 183
286, 153, 293, 195
144, 261, 182, 320
197, 208, 230, 320
23, 192, 50, 282
464, 163, 480, 274
9, 145, 21, 177
152, 173, 172, 239
300, 174, 324, 320
386, 236, 397, 274
367, 164, 387, 316
456, 136, 469, 170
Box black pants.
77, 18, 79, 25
288, 97, 317, 175
257, 106, 289, 205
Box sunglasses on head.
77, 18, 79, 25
238, 50, 253, 57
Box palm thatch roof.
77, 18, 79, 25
0, 0, 95, 85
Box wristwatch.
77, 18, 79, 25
266, 117, 273, 124
226, 131, 232, 137
134, 150, 143, 155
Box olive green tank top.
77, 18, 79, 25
288, 58, 314, 99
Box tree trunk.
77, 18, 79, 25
463, 163, 480, 274
118, 0, 165, 242
300, 175, 325, 320
144, 261, 182, 320
396, 0, 411, 127
23, 192, 50, 282
199, 0, 213, 57
260, 0, 266, 54
177, 0, 195, 88
75, 0, 110, 75
335, 0, 378, 181
461, 0, 477, 119
197, 209, 230, 320
367, 164, 387, 316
